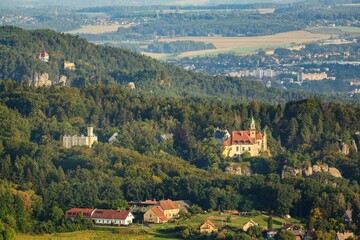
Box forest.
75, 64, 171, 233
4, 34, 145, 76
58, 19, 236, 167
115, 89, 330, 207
0, 81, 360, 238
0, 25, 360, 239
0, 26, 359, 105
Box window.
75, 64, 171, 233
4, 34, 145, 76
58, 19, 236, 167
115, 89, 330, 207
242, 147, 245, 151
248, 147, 251, 151
236, 146, 239, 151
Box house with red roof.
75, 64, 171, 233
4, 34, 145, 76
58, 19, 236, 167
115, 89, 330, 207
35, 51, 49, 62
144, 206, 168, 224
143, 199, 181, 224
216, 118, 268, 157
91, 209, 134, 226
159, 200, 180, 219
200, 220, 218, 234
65, 208, 134, 226
65, 208, 96, 219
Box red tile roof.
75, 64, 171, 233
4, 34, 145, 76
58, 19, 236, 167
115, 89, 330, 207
91, 209, 131, 220
151, 207, 167, 222
202, 220, 216, 228
223, 130, 262, 146
65, 208, 95, 218
159, 200, 179, 210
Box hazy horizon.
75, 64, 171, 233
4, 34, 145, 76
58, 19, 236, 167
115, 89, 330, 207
1, 0, 297, 9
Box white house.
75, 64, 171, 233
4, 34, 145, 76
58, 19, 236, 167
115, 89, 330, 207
91, 209, 134, 226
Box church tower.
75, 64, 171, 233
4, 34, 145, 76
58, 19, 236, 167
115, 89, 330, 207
250, 117, 256, 139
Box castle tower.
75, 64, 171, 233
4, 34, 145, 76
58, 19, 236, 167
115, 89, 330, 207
250, 117, 256, 139
87, 127, 94, 137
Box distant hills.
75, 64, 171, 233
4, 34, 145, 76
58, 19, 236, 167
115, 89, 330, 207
0, 0, 303, 8
0, 26, 358, 104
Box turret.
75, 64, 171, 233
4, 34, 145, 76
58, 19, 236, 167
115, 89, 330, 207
250, 117, 256, 139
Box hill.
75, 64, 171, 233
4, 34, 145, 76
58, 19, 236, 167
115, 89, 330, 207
0, 26, 359, 105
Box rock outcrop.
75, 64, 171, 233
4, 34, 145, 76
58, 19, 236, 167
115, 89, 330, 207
32, 72, 52, 87
225, 164, 252, 176
282, 163, 342, 179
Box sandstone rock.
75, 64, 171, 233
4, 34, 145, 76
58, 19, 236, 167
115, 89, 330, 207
320, 163, 329, 172
303, 166, 313, 177
328, 167, 342, 178
58, 75, 67, 86
225, 164, 252, 176
32, 72, 52, 87
313, 163, 329, 173
282, 166, 302, 179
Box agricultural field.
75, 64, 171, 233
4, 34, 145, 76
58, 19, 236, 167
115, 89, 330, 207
65, 24, 132, 34
16, 213, 300, 240
151, 30, 332, 59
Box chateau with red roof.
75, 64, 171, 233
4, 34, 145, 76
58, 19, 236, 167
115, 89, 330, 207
216, 118, 268, 157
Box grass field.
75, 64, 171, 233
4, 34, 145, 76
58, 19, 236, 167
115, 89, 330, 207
65, 24, 132, 35
149, 30, 331, 59
307, 26, 360, 35
16, 213, 300, 240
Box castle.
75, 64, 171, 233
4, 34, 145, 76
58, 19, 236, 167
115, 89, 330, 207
63, 127, 98, 149
215, 118, 268, 157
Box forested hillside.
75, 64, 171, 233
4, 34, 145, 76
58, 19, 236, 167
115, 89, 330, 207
0, 26, 359, 105
0, 81, 360, 237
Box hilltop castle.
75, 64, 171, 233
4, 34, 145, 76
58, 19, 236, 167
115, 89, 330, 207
215, 118, 268, 157
63, 127, 98, 149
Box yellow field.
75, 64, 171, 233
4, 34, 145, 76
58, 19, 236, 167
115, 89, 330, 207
154, 30, 332, 59
65, 24, 132, 35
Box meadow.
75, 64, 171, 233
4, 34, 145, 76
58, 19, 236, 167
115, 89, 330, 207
16, 213, 299, 240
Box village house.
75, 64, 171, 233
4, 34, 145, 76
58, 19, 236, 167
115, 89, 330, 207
143, 206, 168, 224
243, 219, 259, 231
91, 209, 134, 226
65, 208, 95, 219
159, 200, 180, 219
342, 210, 352, 223
63, 127, 98, 149
36, 51, 49, 62
128, 199, 159, 213
335, 232, 354, 240
216, 118, 268, 157
143, 199, 181, 224
200, 220, 218, 234
65, 208, 134, 226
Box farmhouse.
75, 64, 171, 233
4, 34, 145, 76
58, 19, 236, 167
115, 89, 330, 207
91, 209, 134, 226
65, 208, 134, 226
143, 199, 181, 223
200, 220, 218, 234
242, 219, 259, 231
128, 199, 159, 213
143, 206, 168, 224
63, 127, 98, 149
216, 118, 268, 157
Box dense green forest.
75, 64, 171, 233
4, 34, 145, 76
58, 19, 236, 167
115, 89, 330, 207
0, 81, 360, 238
0, 26, 359, 105
1, 25, 360, 239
